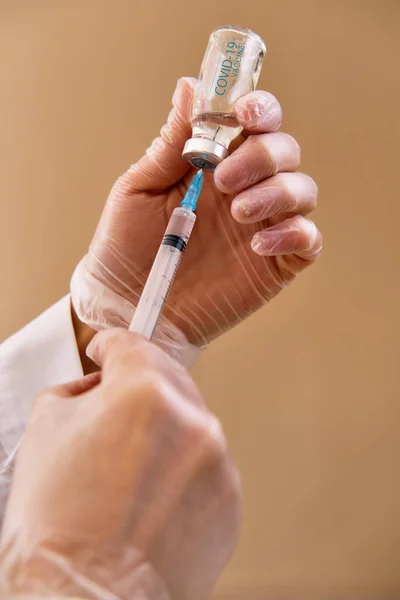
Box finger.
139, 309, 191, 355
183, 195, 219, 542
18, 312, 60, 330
45, 371, 102, 399
87, 329, 205, 407
118, 77, 195, 194
214, 132, 301, 195
235, 90, 282, 134
231, 172, 318, 224
86, 328, 152, 372
251, 215, 323, 262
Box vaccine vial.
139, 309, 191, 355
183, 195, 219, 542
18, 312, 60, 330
182, 25, 266, 171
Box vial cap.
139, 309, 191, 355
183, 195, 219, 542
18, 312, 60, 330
182, 138, 229, 171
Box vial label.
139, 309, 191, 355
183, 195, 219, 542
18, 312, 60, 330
213, 41, 245, 96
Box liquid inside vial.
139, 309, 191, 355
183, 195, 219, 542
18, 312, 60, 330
192, 112, 242, 148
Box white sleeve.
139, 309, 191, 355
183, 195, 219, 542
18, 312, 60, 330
0, 296, 83, 457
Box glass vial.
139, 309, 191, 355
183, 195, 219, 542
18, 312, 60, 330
182, 25, 266, 171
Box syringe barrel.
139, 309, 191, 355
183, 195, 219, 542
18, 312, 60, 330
164, 206, 197, 239
129, 207, 196, 339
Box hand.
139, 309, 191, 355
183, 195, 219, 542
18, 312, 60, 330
0, 330, 241, 600
71, 78, 322, 366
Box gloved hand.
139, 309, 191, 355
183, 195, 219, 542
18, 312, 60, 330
0, 329, 241, 600
71, 78, 322, 367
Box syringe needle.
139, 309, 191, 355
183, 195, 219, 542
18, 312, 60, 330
129, 170, 204, 339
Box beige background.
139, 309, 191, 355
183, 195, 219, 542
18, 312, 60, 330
1, 1, 399, 598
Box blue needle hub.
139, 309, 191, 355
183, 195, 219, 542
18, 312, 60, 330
180, 170, 204, 211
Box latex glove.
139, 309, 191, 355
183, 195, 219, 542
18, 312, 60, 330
0, 329, 241, 600
71, 78, 322, 367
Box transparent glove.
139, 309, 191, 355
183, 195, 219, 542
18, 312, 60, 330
0, 329, 241, 600
71, 78, 322, 367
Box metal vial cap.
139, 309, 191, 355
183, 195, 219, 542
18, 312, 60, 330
182, 138, 229, 171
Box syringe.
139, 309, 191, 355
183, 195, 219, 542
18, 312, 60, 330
129, 170, 204, 339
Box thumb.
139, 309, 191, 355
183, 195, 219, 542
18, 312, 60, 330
40, 371, 102, 399
123, 77, 196, 194
86, 328, 153, 372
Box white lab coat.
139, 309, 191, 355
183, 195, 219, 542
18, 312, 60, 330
0, 296, 82, 515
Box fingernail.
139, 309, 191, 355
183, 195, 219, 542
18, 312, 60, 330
232, 194, 264, 220
232, 187, 282, 222
234, 197, 257, 218
236, 97, 268, 124
303, 218, 319, 247
236, 99, 264, 123
251, 234, 264, 255
236, 95, 281, 129
251, 231, 282, 255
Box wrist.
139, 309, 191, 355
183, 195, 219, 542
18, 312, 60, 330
0, 541, 88, 599
70, 258, 204, 369
0, 540, 168, 600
